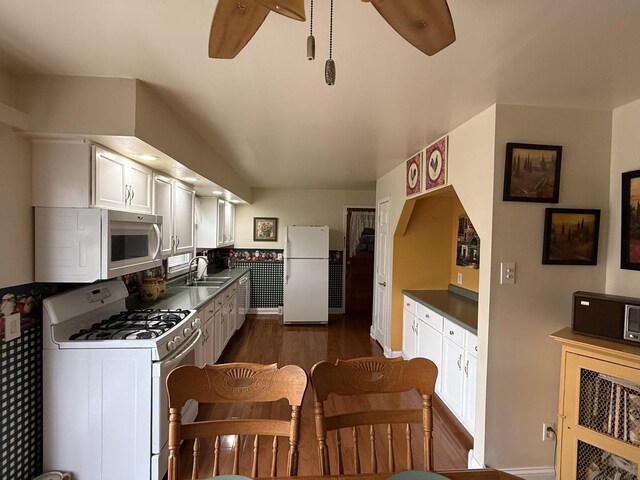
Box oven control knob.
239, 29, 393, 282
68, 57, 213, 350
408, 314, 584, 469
192, 318, 201, 330
173, 335, 183, 346
183, 327, 193, 337
167, 340, 176, 351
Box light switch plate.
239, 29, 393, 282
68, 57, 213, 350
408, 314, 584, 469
500, 262, 516, 285
4, 312, 21, 341
457, 272, 463, 285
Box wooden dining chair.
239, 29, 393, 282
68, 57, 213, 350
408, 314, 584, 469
166, 362, 307, 480
310, 356, 438, 475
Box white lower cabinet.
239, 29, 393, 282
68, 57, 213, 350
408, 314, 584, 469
403, 294, 477, 435
441, 335, 465, 415
212, 280, 239, 362
199, 307, 215, 367
402, 307, 417, 359
416, 320, 443, 394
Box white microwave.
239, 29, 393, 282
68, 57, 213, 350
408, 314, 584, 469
35, 207, 162, 282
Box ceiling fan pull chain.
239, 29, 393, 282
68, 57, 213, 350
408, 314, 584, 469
307, 0, 315, 60
325, 0, 335, 85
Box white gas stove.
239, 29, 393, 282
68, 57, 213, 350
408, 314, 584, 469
42, 280, 201, 480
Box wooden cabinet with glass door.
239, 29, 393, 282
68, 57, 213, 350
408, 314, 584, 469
551, 328, 640, 479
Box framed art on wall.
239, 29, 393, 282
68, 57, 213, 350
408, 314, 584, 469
542, 208, 601, 265
621, 169, 640, 270
405, 151, 422, 197
503, 143, 562, 203
253, 217, 278, 241
424, 136, 447, 192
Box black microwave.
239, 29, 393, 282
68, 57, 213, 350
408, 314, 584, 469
573, 291, 640, 345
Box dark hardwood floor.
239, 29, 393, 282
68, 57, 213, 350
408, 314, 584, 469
177, 314, 472, 479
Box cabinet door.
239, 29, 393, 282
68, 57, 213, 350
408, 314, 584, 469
402, 309, 416, 359
200, 317, 214, 367
417, 321, 443, 393
174, 182, 195, 254
559, 352, 640, 479
153, 175, 174, 257
217, 199, 226, 246
94, 149, 127, 210
127, 161, 153, 213
461, 353, 477, 433
214, 309, 224, 362
196, 197, 219, 249
224, 201, 235, 245
441, 338, 464, 416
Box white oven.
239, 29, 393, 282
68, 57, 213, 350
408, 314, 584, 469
151, 327, 201, 477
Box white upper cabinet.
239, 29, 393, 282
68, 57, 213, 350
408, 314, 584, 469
196, 197, 235, 248
174, 181, 195, 254
32, 139, 152, 214
153, 174, 195, 257
93, 147, 153, 214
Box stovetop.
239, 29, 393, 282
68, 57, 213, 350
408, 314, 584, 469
43, 280, 201, 361
69, 309, 191, 341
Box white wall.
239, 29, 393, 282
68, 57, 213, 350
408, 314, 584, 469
234, 188, 376, 250
0, 73, 33, 288
485, 105, 612, 471
606, 98, 640, 297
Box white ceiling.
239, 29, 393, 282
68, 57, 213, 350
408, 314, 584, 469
1, 0, 640, 191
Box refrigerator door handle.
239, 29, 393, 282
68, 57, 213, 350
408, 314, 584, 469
284, 257, 288, 285
284, 229, 289, 284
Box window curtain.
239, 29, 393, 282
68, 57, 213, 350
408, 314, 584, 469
349, 211, 375, 257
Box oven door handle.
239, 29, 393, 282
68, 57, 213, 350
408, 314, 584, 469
163, 329, 202, 371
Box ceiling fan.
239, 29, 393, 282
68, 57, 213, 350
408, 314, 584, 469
208, 0, 456, 59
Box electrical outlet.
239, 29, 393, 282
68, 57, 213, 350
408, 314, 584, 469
542, 422, 556, 441
4, 312, 21, 341
457, 272, 463, 285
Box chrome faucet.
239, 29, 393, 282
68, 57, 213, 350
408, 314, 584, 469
186, 256, 209, 284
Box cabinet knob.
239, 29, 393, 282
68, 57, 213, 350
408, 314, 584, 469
449, 330, 454, 335
425, 313, 429, 318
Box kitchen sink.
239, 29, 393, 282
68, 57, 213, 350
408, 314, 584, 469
183, 276, 232, 287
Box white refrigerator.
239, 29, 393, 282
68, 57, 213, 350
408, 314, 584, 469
283, 225, 329, 324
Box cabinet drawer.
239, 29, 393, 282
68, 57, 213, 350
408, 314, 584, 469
443, 318, 465, 347
465, 332, 478, 356
416, 303, 443, 331
205, 300, 216, 322
214, 295, 224, 312
403, 295, 416, 316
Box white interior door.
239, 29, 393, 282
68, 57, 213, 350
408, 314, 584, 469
373, 199, 389, 347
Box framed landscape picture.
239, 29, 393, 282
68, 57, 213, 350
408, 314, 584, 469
503, 143, 562, 203
542, 208, 601, 265
621, 169, 640, 270
253, 217, 278, 241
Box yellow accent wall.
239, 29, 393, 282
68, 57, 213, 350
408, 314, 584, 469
391, 186, 481, 351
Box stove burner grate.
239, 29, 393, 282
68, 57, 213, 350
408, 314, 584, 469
69, 308, 190, 341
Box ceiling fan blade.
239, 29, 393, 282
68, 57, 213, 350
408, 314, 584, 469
369, 0, 455, 56
209, 0, 271, 59
254, 0, 305, 21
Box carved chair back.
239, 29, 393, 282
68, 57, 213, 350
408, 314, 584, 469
310, 356, 438, 475
167, 362, 307, 479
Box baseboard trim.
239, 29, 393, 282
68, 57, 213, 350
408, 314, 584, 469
248, 308, 280, 315
499, 466, 555, 480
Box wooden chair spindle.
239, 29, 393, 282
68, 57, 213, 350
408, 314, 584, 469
233, 435, 240, 474
191, 437, 200, 480
387, 424, 395, 471
212, 435, 220, 477
370, 425, 378, 473
252, 435, 259, 478
406, 423, 413, 470
271, 435, 279, 477
336, 429, 344, 474
353, 426, 361, 473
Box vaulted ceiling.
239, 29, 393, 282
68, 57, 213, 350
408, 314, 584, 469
1, 0, 640, 191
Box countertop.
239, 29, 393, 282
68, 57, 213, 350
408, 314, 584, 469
125, 267, 250, 312
403, 288, 478, 334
